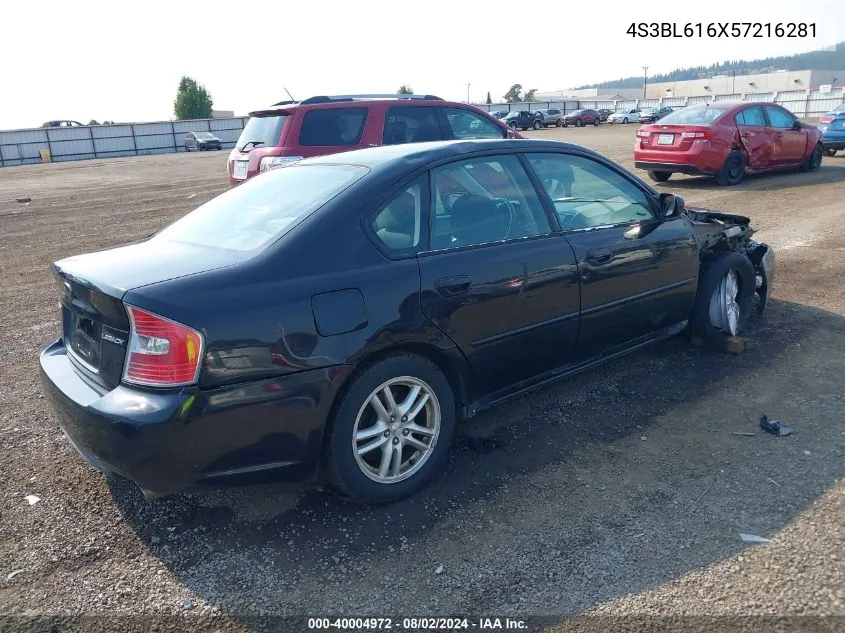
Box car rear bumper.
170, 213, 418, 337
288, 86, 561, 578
821, 136, 845, 149
634, 161, 715, 176
40, 339, 349, 496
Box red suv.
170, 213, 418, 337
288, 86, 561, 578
634, 102, 823, 186
227, 94, 521, 184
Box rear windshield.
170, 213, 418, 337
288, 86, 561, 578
658, 106, 731, 125
154, 165, 368, 252
236, 114, 288, 150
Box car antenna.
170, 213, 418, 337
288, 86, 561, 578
284, 86, 297, 102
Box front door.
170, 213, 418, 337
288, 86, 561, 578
525, 152, 699, 360
764, 105, 808, 166
417, 153, 581, 397
735, 105, 771, 169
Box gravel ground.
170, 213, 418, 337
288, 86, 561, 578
0, 126, 843, 632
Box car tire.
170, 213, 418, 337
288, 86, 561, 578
325, 353, 456, 504
556, 119, 563, 127
575, 119, 583, 127
715, 149, 746, 186
690, 252, 756, 345
593, 118, 600, 126
622, 117, 628, 124
824, 147, 838, 157
647, 170, 672, 183
533, 120, 541, 130
509, 121, 518, 130
800, 143, 823, 172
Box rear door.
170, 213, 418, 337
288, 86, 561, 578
296, 106, 370, 157
525, 152, 698, 360
764, 105, 808, 166
417, 153, 581, 396
735, 105, 771, 169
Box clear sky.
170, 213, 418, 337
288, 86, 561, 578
1, 0, 841, 129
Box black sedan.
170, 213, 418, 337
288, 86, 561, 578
40, 139, 774, 504
184, 131, 222, 151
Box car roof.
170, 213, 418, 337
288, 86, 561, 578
249, 98, 477, 117
298, 139, 602, 172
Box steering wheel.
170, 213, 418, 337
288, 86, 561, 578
492, 198, 515, 238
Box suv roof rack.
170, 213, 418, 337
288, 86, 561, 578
299, 94, 443, 105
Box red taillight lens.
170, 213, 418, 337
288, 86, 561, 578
123, 305, 203, 387
636, 130, 651, 138
819, 116, 833, 123
681, 131, 711, 140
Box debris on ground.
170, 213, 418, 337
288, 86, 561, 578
759, 415, 792, 437
435, 565, 444, 575
181, 599, 194, 609
23, 495, 40, 505
15, 197, 31, 204
6, 570, 25, 580
740, 533, 771, 543
731, 432, 756, 437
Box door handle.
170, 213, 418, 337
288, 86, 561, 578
435, 276, 471, 297
586, 249, 613, 265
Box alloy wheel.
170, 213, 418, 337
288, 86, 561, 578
352, 376, 441, 484
708, 270, 741, 335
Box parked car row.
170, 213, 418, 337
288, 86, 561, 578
818, 104, 845, 156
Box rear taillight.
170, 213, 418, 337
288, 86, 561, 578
681, 131, 711, 141
123, 305, 203, 387
636, 130, 651, 138
819, 116, 834, 123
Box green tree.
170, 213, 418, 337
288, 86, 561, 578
174, 76, 214, 120
486, 91, 492, 104
397, 85, 414, 94
503, 84, 523, 103
523, 88, 538, 102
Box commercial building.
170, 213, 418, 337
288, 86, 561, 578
646, 69, 845, 99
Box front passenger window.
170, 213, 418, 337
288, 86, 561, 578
527, 153, 654, 230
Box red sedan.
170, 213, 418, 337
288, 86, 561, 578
633, 102, 824, 185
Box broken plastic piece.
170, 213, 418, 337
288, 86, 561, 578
24, 494, 40, 505
740, 533, 771, 543
759, 415, 792, 437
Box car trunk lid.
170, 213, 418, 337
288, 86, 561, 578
54, 239, 248, 390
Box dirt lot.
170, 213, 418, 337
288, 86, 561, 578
1, 125, 844, 632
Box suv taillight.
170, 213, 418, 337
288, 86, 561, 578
123, 305, 203, 387
819, 116, 834, 123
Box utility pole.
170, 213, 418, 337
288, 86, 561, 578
642, 66, 649, 99
465, 83, 471, 104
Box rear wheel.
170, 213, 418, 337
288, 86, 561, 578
622, 117, 628, 124
715, 149, 746, 186
691, 252, 756, 344
556, 119, 563, 127
325, 354, 455, 504
575, 119, 583, 127
825, 147, 838, 157
801, 143, 823, 172
647, 170, 672, 183
593, 117, 600, 126
533, 120, 541, 130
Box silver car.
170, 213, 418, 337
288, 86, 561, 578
535, 108, 565, 127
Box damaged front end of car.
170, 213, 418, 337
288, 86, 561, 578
686, 207, 775, 314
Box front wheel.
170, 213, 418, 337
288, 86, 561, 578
325, 354, 455, 504
575, 119, 583, 127
647, 170, 671, 183
691, 252, 756, 344
622, 117, 628, 124
556, 119, 563, 127
715, 150, 746, 186
533, 120, 541, 130
801, 143, 823, 172
593, 118, 600, 126
508, 121, 518, 130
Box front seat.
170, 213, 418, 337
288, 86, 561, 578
448, 195, 508, 246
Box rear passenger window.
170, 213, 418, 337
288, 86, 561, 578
736, 106, 766, 126
383, 107, 444, 145
371, 180, 423, 254
299, 108, 368, 146
442, 108, 506, 139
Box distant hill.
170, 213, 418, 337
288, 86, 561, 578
577, 42, 845, 89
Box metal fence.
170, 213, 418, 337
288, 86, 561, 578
0, 117, 247, 167
2, 87, 844, 168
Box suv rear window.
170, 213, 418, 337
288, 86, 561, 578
236, 115, 288, 150
299, 107, 368, 146
154, 165, 368, 252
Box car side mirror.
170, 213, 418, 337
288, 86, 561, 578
792, 120, 802, 130
659, 193, 684, 219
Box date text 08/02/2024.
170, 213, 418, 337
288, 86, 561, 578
627, 22, 816, 38
307, 617, 528, 630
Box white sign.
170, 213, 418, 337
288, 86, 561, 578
819, 84, 832, 94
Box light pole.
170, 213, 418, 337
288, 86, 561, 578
642, 66, 649, 99
465, 83, 471, 104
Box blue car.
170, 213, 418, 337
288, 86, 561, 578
819, 104, 845, 156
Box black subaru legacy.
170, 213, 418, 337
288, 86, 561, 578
39, 139, 774, 504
